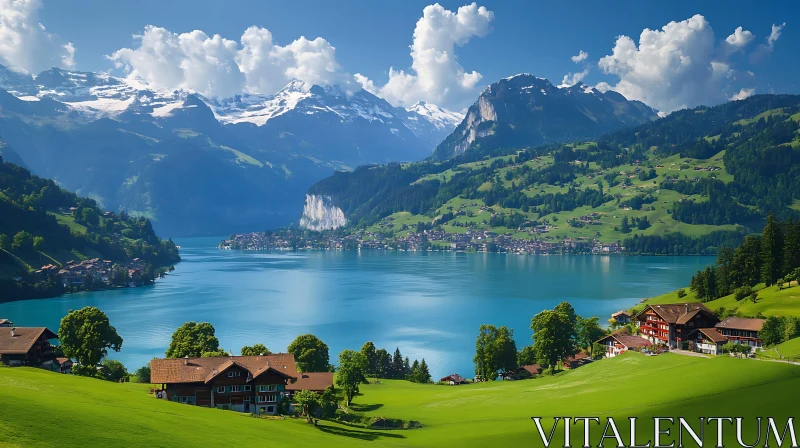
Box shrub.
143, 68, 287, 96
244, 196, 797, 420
676, 289, 687, 299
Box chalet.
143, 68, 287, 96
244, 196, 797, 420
440, 373, 467, 385
596, 329, 652, 358
0, 327, 58, 367
563, 352, 591, 369
634, 303, 719, 348
611, 310, 632, 325
504, 364, 542, 380
687, 328, 728, 355
715, 317, 766, 351
0, 319, 13, 327
149, 354, 333, 415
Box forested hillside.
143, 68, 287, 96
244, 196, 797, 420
307, 95, 800, 254
0, 154, 180, 301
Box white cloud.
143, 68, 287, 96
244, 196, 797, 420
750, 22, 785, 63
571, 50, 588, 63
598, 14, 769, 113
768, 22, 785, 46
109, 25, 344, 98
730, 88, 755, 101
355, 2, 494, 110
559, 67, 590, 88
0, 0, 76, 73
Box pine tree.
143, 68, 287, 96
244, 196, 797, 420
783, 218, 800, 275
391, 348, 403, 379
409, 359, 420, 382
418, 358, 431, 383
403, 356, 411, 375
761, 212, 784, 286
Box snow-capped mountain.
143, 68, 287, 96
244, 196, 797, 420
432, 73, 658, 160
0, 63, 462, 236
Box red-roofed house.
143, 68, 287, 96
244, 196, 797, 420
596, 330, 652, 358
634, 303, 719, 348
0, 326, 58, 367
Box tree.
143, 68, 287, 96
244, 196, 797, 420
201, 349, 228, 357
391, 347, 404, 378
473, 324, 517, 381
133, 364, 151, 383
517, 345, 538, 366
81, 208, 100, 227
100, 359, 127, 382
360, 341, 378, 376
784, 218, 800, 275
336, 349, 367, 406
761, 212, 784, 286
165, 322, 220, 358
287, 334, 330, 372
676, 289, 687, 299
375, 348, 391, 379
293, 389, 320, 418
33, 236, 45, 251
759, 316, 785, 346
734, 285, 753, 301
576, 316, 606, 352
416, 358, 431, 383
241, 343, 271, 356
531, 306, 576, 371
11, 230, 33, 251
591, 343, 606, 360
59, 307, 123, 376
620, 216, 631, 234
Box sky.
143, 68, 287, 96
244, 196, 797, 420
0, 0, 797, 113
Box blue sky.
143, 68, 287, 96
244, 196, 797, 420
3, 0, 797, 112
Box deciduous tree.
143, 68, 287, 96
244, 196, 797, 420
165, 322, 220, 358
287, 334, 330, 372
241, 343, 271, 356
336, 350, 367, 406
59, 307, 123, 376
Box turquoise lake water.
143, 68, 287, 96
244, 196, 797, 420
0, 237, 714, 378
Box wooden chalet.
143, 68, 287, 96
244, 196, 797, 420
504, 364, 542, 380
611, 310, 632, 325
715, 317, 765, 351
150, 354, 333, 415
596, 329, 652, 357
563, 352, 591, 369
0, 326, 58, 367
439, 373, 467, 385
634, 303, 719, 348
687, 328, 728, 355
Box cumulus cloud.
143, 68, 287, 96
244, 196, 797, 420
0, 0, 76, 73
570, 50, 588, 63
597, 15, 775, 113
750, 22, 786, 63
730, 88, 755, 101
355, 3, 494, 110
109, 25, 343, 98
559, 68, 590, 88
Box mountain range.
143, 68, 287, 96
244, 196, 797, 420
432, 74, 658, 160
0, 64, 462, 236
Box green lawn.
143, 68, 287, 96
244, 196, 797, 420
3, 353, 800, 447
636, 283, 800, 318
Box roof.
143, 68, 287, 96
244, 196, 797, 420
0, 327, 57, 355
286, 372, 334, 392
150, 354, 297, 384
56, 357, 72, 365
636, 303, 715, 324
598, 329, 652, 349
440, 373, 466, 383
565, 352, 590, 362
716, 317, 765, 332
515, 364, 542, 375
611, 310, 632, 318
695, 328, 728, 344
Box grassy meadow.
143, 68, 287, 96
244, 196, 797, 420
635, 282, 800, 317
2, 352, 800, 447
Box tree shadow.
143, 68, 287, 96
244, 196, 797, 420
349, 402, 384, 412
316, 423, 406, 441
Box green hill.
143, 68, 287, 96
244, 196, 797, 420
307, 95, 800, 254
0, 154, 180, 302
2, 353, 799, 447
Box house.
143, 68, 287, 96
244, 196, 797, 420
504, 364, 542, 380
687, 328, 728, 355
715, 317, 766, 351
439, 373, 467, 385
634, 303, 719, 348
596, 329, 653, 358
0, 327, 58, 367
563, 352, 591, 369
0, 319, 13, 327
611, 310, 632, 325
149, 354, 333, 415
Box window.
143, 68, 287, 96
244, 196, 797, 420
256, 394, 277, 403
267, 406, 275, 414
216, 386, 225, 394
257, 396, 267, 403
228, 371, 242, 378
258, 384, 277, 392
244, 385, 251, 392
230, 385, 243, 393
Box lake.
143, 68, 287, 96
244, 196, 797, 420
0, 237, 713, 378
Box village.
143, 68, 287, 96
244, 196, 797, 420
0, 300, 773, 419
219, 228, 625, 255
33, 257, 162, 291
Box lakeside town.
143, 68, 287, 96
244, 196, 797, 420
218, 228, 625, 255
